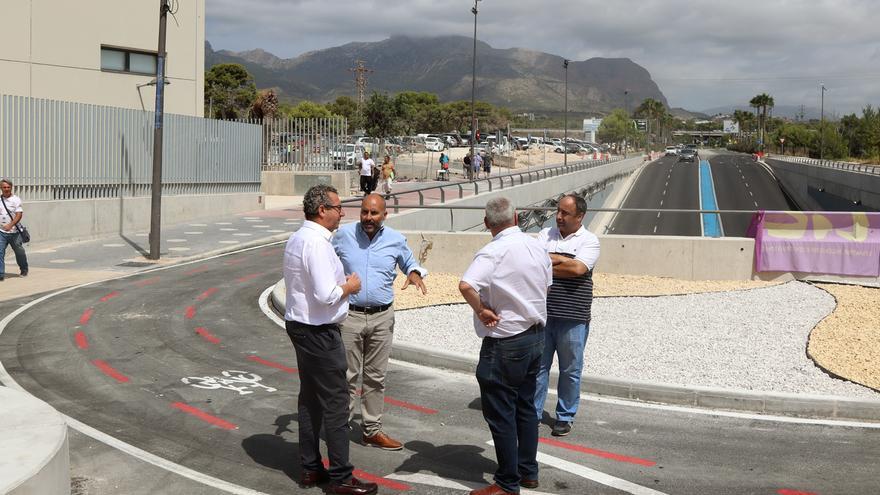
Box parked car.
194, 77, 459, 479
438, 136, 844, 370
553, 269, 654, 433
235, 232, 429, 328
331, 143, 363, 169
554, 143, 581, 154
665, 146, 678, 156
678, 149, 697, 162
424, 136, 446, 152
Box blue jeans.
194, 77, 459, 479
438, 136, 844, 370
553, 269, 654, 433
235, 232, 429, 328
0, 231, 28, 276
534, 317, 589, 422
475, 326, 544, 492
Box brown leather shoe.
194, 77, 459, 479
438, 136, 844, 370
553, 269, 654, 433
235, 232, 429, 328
326, 476, 378, 495
362, 431, 403, 451
299, 468, 329, 486
520, 478, 539, 489
469, 483, 516, 495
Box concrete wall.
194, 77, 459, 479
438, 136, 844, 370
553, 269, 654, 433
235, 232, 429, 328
0, 0, 205, 117
384, 157, 644, 232
261, 171, 353, 197
766, 158, 880, 210
25, 192, 263, 245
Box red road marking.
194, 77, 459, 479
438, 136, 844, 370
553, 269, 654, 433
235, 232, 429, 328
260, 247, 284, 257
99, 291, 120, 302
224, 258, 246, 266
196, 287, 218, 301
247, 355, 298, 373
92, 359, 130, 383
134, 277, 160, 287
79, 308, 94, 325
321, 460, 411, 491
195, 327, 221, 344
383, 396, 438, 415
184, 266, 209, 276
185, 306, 196, 319
236, 273, 260, 283
74, 331, 89, 349
778, 490, 818, 495
538, 437, 656, 467
171, 402, 238, 430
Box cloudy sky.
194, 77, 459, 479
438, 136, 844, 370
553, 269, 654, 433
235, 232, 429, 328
206, 0, 880, 116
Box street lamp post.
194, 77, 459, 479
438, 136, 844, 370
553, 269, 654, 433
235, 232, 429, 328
469, 0, 481, 179
819, 83, 826, 160
624, 90, 629, 158
563, 59, 569, 168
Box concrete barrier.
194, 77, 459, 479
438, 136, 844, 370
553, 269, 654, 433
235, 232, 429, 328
24, 192, 263, 246
766, 158, 880, 210
261, 171, 353, 197
0, 387, 69, 495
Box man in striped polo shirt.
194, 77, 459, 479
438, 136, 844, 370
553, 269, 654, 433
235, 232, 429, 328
534, 194, 600, 437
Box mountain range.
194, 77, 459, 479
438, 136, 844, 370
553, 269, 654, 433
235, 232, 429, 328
206, 36, 668, 115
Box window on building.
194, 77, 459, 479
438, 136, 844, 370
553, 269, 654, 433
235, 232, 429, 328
100, 46, 157, 75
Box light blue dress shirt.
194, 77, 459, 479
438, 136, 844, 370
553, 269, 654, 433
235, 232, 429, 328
333, 222, 427, 307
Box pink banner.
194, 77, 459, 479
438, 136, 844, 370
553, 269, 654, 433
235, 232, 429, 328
750, 211, 880, 276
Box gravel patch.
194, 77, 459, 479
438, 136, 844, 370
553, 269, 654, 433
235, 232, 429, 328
394, 281, 880, 399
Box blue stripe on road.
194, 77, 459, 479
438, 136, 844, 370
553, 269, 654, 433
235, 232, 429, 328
699, 159, 722, 237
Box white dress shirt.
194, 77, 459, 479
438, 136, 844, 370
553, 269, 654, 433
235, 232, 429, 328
461, 226, 553, 338
538, 225, 600, 270
283, 220, 348, 325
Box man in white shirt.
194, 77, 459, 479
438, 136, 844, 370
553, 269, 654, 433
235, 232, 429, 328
358, 151, 376, 196
534, 194, 600, 437
459, 197, 552, 495
0, 179, 29, 281
283, 184, 377, 495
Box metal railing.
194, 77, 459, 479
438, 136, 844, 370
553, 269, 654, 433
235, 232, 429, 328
341, 156, 621, 212
0, 94, 262, 201
770, 155, 880, 176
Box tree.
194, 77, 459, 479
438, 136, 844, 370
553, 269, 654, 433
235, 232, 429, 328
363, 92, 401, 142
598, 109, 630, 145
205, 63, 257, 119
749, 93, 775, 150
326, 96, 360, 133
249, 89, 278, 120
283, 101, 333, 119
634, 98, 666, 147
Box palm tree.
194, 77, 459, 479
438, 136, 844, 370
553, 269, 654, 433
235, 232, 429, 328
635, 98, 666, 147
749, 93, 775, 150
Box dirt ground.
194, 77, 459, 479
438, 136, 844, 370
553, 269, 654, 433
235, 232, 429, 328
394, 273, 880, 393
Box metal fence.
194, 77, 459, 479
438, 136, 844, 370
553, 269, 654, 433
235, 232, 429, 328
256, 117, 348, 171
0, 94, 262, 201
772, 155, 880, 176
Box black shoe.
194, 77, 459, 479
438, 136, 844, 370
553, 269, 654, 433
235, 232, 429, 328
520, 478, 539, 489
326, 476, 378, 495
20, 269, 27, 277
551, 420, 571, 437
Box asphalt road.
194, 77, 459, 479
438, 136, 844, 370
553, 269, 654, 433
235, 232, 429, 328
2, 245, 879, 495
610, 152, 795, 237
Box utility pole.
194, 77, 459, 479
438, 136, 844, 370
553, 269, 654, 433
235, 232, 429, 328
469, 0, 481, 177
563, 59, 569, 168
820, 83, 826, 160
349, 60, 373, 127
624, 90, 629, 158
149, 0, 170, 260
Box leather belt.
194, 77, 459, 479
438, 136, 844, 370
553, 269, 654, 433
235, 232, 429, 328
349, 302, 392, 315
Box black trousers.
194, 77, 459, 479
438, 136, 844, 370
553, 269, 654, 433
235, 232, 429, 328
360, 175, 374, 194
286, 320, 353, 483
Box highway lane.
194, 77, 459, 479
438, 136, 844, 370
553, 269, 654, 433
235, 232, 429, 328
710, 152, 796, 236
610, 156, 701, 236
1, 244, 879, 494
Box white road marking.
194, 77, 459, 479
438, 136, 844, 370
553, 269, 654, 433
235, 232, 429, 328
749, 191, 754, 197
266, 230, 285, 233
102, 243, 124, 247
219, 228, 238, 232
189, 223, 208, 227
168, 247, 191, 252
745, 182, 749, 187
488, 441, 669, 495
656, 212, 661, 218
754, 201, 759, 207
653, 226, 658, 233
215, 222, 233, 225
659, 200, 664, 207
662, 189, 666, 195
251, 225, 270, 228
387, 473, 554, 494
49, 259, 76, 264
184, 231, 204, 235
167, 239, 187, 243
233, 233, 253, 237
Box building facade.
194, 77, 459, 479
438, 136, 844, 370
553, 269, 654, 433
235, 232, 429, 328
0, 0, 205, 116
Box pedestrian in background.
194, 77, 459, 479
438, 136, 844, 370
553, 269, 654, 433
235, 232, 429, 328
482, 152, 493, 179
0, 179, 29, 281
283, 184, 378, 495
472, 152, 483, 180
534, 194, 600, 437
459, 196, 552, 495
358, 151, 376, 195
463, 152, 473, 180
333, 193, 427, 452
380, 155, 395, 196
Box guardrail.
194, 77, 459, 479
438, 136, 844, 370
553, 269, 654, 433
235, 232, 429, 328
770, 155, 880, 176
340, 155, 620, 212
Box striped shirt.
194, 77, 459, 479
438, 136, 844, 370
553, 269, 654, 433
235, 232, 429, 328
538, 226, 600, 322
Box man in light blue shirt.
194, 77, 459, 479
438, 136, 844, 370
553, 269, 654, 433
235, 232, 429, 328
333, 193, 427, 451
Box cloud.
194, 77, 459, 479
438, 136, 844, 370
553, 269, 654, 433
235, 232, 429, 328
206, 0, 880, 114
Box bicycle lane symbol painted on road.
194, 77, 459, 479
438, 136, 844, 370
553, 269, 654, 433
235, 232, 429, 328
181, 370, 277, 395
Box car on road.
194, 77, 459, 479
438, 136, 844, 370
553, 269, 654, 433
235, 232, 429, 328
554, 143, 581, 154
678, 148, 697, 162
665, 146, 678, 156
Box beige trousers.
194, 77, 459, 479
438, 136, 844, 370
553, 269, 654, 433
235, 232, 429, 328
340, 307, 394, 436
